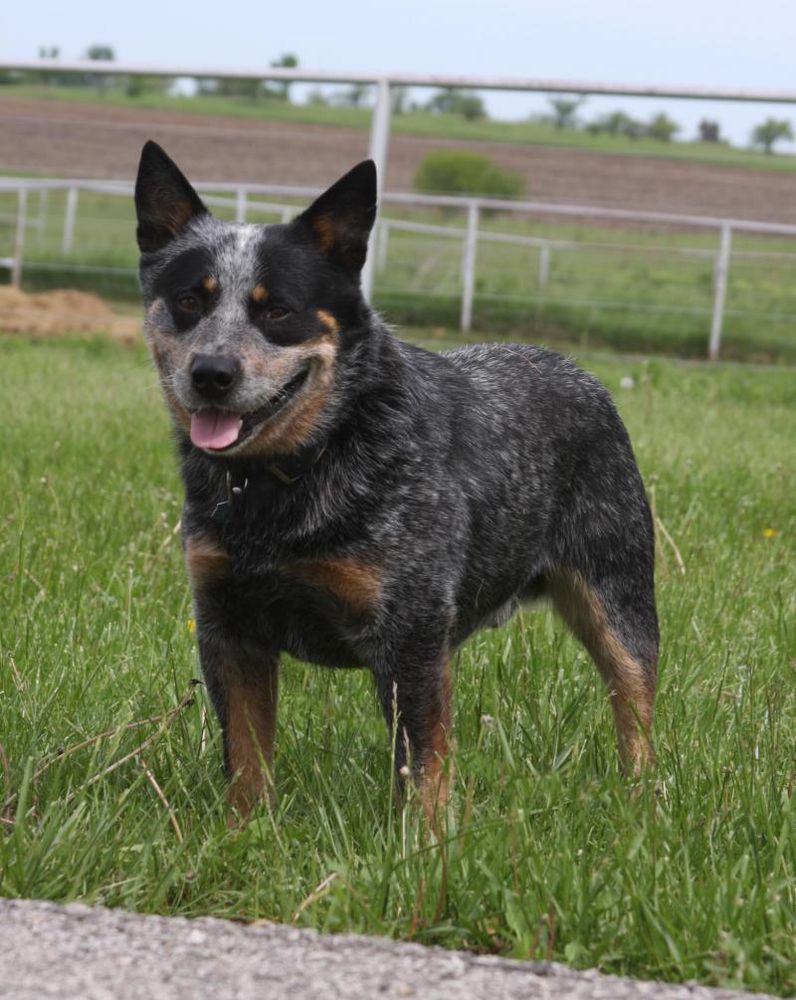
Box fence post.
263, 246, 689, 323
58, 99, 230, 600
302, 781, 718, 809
235, 187, 247, 223
537, 242, 550, 289
37, 187, 48, 242
460, 200, 480, 332
11, 187, 27, 287
62, 186, 79, 254
362, 77, 391, 303
376, 220, 389, 271
280, 206, 292, 224
709, 223, 732, 361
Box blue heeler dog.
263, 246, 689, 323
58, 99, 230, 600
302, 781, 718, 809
134, 141, 658, 819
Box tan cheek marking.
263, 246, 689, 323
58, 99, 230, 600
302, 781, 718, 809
285, 557, 382, 612
185, 535, 231, 591
163, 387, 191, 433
202, 275, 218, 293
251, 284, 268, 303
245, 337, 339, 457
145, 322, 192, 433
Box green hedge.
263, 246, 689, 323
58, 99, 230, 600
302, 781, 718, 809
413, 150, 526, 199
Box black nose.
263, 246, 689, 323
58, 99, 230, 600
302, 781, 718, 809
190, 354, 240, 399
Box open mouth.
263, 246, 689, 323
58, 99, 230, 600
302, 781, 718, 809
189, 365, 310, 452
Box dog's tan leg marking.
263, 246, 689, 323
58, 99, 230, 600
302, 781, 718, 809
549, 571, 656, 775
185, 535, 231, 591
226, 666, 279, 817
416, 655, 454, 822
286, 557, 382, 613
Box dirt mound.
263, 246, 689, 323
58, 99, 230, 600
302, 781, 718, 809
0, 287, 141, 343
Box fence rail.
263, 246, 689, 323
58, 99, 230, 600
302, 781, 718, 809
2, 176, 796, 360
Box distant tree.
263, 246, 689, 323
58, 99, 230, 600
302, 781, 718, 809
267, 53, 298, 102
456, 93, 487, 121
85, 44, 115, 61
215, 76, 261, 100
548, 95, 583, 130
391, 86, 409, 115
698, 119, 721, 143
337, 83, 370, 108
587, 110, 644, 139
84, 44, 115, 93
36, 46, 60, 86
126, 75, 169, 98
647, 112, 680, 142
306, 87, 328, 106
425, 88, 486, 121
751, 118, 794, 154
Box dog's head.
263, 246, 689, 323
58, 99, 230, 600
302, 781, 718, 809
134, 141, 377, 458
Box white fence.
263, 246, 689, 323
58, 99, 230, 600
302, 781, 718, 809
2, 176, 796, 360
4, 56, 796, 305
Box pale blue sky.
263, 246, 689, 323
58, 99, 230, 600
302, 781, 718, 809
2, 0, 795, 146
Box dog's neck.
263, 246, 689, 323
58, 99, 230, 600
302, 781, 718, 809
208, 442, 327, 524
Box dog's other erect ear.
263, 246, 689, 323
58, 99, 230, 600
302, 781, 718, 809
135, 141, 208, 253
296, 160, 377, 275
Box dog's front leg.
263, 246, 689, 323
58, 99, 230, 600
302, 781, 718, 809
199, 631, 280, 819
374, 649, 453, 822
186, 534, 280, 818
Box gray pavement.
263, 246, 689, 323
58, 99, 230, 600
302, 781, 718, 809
0, 898, 774, 1000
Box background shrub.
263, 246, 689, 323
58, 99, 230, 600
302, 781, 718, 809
413, 150, 526, 199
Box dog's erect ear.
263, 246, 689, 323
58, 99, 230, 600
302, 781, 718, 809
295, 160, 377, 275
135, 141, 208, 253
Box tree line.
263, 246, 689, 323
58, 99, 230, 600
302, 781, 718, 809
3, 47, 794, 155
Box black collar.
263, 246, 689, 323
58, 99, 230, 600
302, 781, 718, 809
211, 444, 325, 522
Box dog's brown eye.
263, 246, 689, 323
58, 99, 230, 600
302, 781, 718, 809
176, 294, 200, 313
265, 306, 290, 321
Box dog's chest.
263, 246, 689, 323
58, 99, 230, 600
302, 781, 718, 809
193, 525, 382, 668
254, 559, 380, 668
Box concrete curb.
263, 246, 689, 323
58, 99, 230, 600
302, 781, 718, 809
0, 898, 775, 1000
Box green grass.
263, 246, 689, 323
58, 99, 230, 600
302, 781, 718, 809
5, 84, 796, 174
0, 335, 793, 994
2, 185, 795, 361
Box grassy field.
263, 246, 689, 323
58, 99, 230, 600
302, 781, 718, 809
0, 333, 794, 995
5, 83, 796, 174
2, 185, 796, 362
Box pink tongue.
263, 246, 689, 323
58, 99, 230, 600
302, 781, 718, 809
190, 409, 243, 450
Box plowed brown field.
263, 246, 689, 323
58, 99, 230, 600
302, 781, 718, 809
2, 95, 796, 223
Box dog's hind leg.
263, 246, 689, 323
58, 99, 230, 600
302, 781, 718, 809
549, 568, 658, 776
